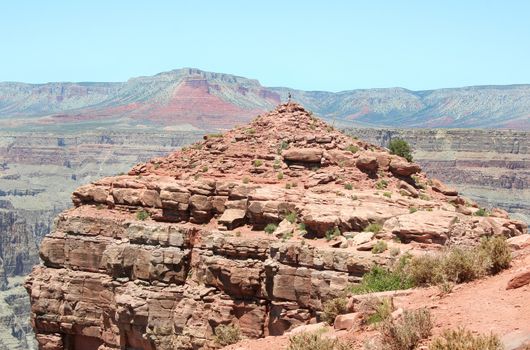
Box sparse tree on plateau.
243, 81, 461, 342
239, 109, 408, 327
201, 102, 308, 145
388, 138, 413, 162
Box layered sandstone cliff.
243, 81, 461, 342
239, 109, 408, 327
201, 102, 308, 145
25, 104, 526, 350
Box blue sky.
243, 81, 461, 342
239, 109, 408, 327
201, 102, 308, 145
1, 0, 529, 91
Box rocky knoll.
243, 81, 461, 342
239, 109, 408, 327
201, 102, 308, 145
25, 104, 526, 350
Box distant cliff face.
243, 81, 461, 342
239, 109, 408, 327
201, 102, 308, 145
345, 128, 530, 224
0, 130, 204, 350
1, 68, 529, 131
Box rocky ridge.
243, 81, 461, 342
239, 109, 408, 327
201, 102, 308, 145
1, 68, 530, 131
25, 104, 526, 350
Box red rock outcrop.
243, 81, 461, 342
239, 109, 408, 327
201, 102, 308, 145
25, 104, 526, 350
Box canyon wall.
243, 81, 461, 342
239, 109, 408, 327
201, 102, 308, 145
0, 131, 202, 349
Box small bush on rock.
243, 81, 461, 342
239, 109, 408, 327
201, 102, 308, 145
346, 144, 359, 153
378, 308, 432, 350
285, 211, 297, 224
136, 210, 150, 221
388, 139, 413, 162
364, 223, 382, 234
321, 297, 348, 325
325, 227, 341, 241
361, 297, 394, 325
480, 235, 512, 274
350, 263, 413, 294
372, 241, 388, 254
288, 330, 350, 350
474, 208, 488, 217
430, 328, 503, 350
214, 324, 241, 346
264, 223, 278, 234
375, 180, 388, 190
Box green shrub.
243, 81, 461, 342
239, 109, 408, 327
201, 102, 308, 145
390, 247, 401, 257
264, 223, 278, 234
405, 253, 444, 286
378, 308, 432, 350
213, 324, 241, 346
325, 227, 341, 241
406, 237, 511, 286
207, 133, 223, 138
286, 183, 292, 189
480, 235, 512, 274
321, 297, 348, 325
372, 241, 388, 254
364, 297, 394, 325
344, 183, 353, 190
287, 330, 349, 350
136, 210, 150, 221
430, 328, 503, 350
375, 180, 388, 190
285, 211, 297, 224
388, 139, 413, 162
409, 207, 418, 214
419, 193, 430, 201
474, 208, 488, 217
383, 192, 392, 198
277, 172, 284, 180
346, 144, 359, 153
201, 166, 208, 172
253, 159, 263, 167
441, 247, 490, 283
246, 128, 256, 135
278, 140, 290, 154
242, 177, 250, 184
350, 264, 413, 294
273, 160, 282, 169
364, 223, 382, 234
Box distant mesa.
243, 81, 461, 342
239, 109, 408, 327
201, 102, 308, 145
0, 68, 529, 131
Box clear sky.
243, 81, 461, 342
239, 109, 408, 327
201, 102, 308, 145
1, 0, 530, 91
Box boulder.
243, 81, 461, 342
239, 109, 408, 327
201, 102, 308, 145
273, 219, 295, 238
218, 209, 246, 229
351, 231, 374, 245
282, 148, 323, 163
334, 312, 361, 330
431, 179, 458, 196
356, 156, 378, 172
507, 235, 530, 250
383, 210, 459, 244
287, 322, 329, 335
506, 268, 530, 290
398, 181, 419, 198
389, 160, 421, 176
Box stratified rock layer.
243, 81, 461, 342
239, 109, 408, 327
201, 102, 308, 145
25, 104, 526, 350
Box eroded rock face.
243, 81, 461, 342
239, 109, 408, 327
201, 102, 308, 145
26, 104, 526, 350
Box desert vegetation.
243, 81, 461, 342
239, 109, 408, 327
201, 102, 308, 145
351, 236, 511, 293
388, 139, 413, 162
214, 324, 241, 346
287, 329, 350, 350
